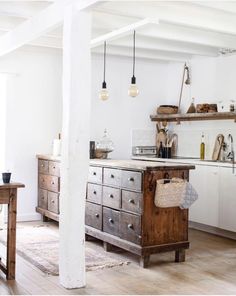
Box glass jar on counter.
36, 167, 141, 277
95, 129, 114, 159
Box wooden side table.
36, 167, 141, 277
0, 182, 25, 280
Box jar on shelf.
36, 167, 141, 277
95, 129, 114, 159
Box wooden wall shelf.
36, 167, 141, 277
150, 112, 236, 123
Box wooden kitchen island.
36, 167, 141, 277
86, 159, 195, 267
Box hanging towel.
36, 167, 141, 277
154, 178, 198, 209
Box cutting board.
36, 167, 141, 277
212, 134, 224, 161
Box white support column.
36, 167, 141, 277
59, 4, 91, 289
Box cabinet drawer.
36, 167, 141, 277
85, 202, 102, 230
103, 186, 121, 209
38, 159, 49, 174
121, 170, 142, 191
120, 212, 141, 245
103, 168, 121, 187
38, 189, 48, 209
122, 190, 143, 214
39, 174, 60, 192
48, 192, 59, 214
87, 183, 102, 204
49, 161, 60, 177
103, 207, 120, 237
88, 166, 103, 184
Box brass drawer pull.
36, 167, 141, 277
110, 174, 115, 178
109, 194, 114, 198
128, 199, 134, 204
95, 213, 99, 218
128, 177, 134, 182
93, 191, 97, 195
109, 218, 114, 224
93, 172, 97, 176
128, 224, 134, 229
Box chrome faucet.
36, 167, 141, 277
227, 134, 234, 173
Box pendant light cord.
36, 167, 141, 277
133, 30, 136, 77
103, 41, 106, 82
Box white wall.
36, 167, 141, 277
90, 54, 168, 159
0, 74, 7, 172
0, 46, 62, 221
2, 46, 236, 221
166, 55, 236, 159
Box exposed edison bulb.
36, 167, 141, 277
128, 84, 139, 97
99, 81, 109, 101
128, 76, 139, 97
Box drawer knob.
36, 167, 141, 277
51, 200, 55, 204
95, 213, 99, 218
93, 191, 97, 195
41, 164, 44, 167
128, 177, 134, 182
109, 194, 114, 198
128, 223, 134, 229
51, 181, 55, 185
109, 218, 114, 224
110, 174, 115, 178
53, 166, 56, 169
93, 172, 96, 176
128, 199, 134, 204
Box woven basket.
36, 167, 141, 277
154, 178, 186, 208
157, 105, 179, 114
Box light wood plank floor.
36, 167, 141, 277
0, 222, 236, 295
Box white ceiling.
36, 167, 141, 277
1, 1, 236, 62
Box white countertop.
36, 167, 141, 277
90, 159, 195, 171
36, 154, 61, 161
132, 156, 235, 168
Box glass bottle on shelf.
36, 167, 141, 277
200, 133, 205, 160
187, 97, 196, 113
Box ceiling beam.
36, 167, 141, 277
92, 44, 191, 63
0, 0, 101, 57
0, 2, 52, 19
96, 2, 236, 35
93, 11, 236, 50
91, 17, 158, 48
192, 1, 236, 14
108, 34, 219, 57
29, 35, 62, 49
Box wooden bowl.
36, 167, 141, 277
95, 148, 113, 159
157, 105, 179, 114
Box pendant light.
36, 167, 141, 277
99, 41, 109, 101
128, 30, 139, 97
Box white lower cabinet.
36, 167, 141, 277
219, 167, 236, 232
189, 165, 219, 227
189, 164, 236, 232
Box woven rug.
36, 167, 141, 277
0, 223, 130, 275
